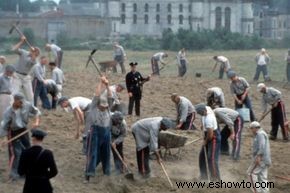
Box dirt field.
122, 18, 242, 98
0, 50, 290, 193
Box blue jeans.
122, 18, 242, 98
199, 130, 221, 181
235, 94, 256, 122
32, 79, 51, 109
85, 125, 111, 176
253, 65, 270, 81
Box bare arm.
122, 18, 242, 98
12, 36, 26, 52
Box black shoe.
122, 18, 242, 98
269, 136, 276, 140
83, 176, 90, 184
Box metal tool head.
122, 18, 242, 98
90, 49, 97, 56
9, 21, 20, 34
124, 172, 134, 180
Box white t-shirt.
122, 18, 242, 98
68, 97, 92, 112
217, 56, 228, 63
257, 55, 266, 65
202, 106, 218, 131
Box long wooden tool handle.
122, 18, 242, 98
1, 128, 31, 147
14, 26, 34, 50
275, 175, 290, 182
258, 108, 272, 122
112, 145, 129, 170
91, 58, 103, 76
185, 138, 201, 146
203, 146, 211, 183
160, 161, 174, 188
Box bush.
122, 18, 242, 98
161, 28, 271, 51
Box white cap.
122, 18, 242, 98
261, 48, 266, 52
250, 121, 260, 128
257, 83, 266, 91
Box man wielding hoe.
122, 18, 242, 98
0, 93, 40, 180
113, 42, 126, 74
212, 55, 231, 79
195, 103, 221, 181
257, 83, 289, 141
58, 96, 92, 153
214, 107, 244, 160
12, 36, 40, 103
49, 61, 65, 98
32, 56, 51, 110
132, 117, 172, 178
171, 93, 196, 130
247, 121, 271, 193
229, 71, 256, 122
206, 87, 225, 109
151, 52, 168, 75
45, 43, 63, 68
18, 129, 58, 193
85, 76, 113, 182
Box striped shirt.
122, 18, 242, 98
230, 77, 249, 95
214, 108, 239, 129
261, 87, 282, 113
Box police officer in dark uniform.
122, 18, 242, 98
125, 62, 150, 116
18, 129, 58, 193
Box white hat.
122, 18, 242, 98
261, 48, 266, 52
250, 121, 260, 128
257, 83, 266, 91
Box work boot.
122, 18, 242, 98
83, 175, 90, 184
269, 135, 276, 140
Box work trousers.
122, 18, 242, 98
136, 146, 150, 176
13, 73, 34, 103
199, 130, 221, 181
270, 101, 289, 140
180, 112, 195, 130
111, 142, 124, 174
113, 55, 126, 74
253, 65, 270, 81
235, 94, 256, 122
32, 79, 51, 109
85, 125, 111, 176
151, 57, 160, 75
128, 95, 141, 116
8, 128, 31, 179
178, 59, 187, 77
247, 162, 270, 193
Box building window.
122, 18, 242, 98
179, 15, 183, 24
167, 4, 171, 12
179, 4, 183, 12
133, 3, 137, 12
167, 15, 172, 24
188, 15, 192, 24
156, 14, 160, 24
284, 21, 287, 28
121, 3, 126, 12
145, 3, 149, 12
225, 7, 231, 31
189, 4, 192, 12
215, 7, 222, 29
197, 24, 200, 31
121, 14, 126, 24
248, 24, 250, 34
133, 14, 137, 24
156, 3, 160, 12
259, 12, 263, 18
145, 14, 149, 24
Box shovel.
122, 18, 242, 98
112, 145, 134, 180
